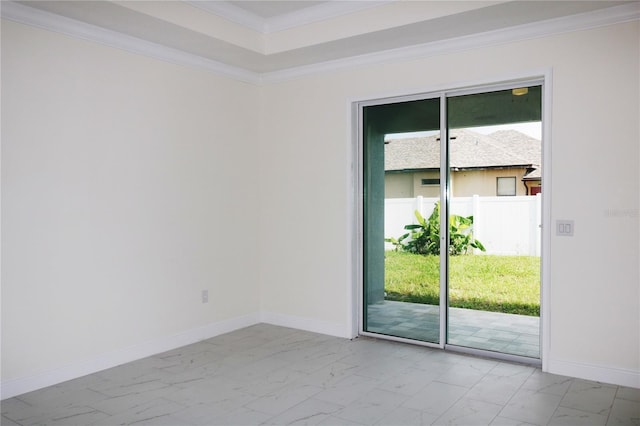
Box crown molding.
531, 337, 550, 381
0, 1, 261, 84
2, 1, 638, 86
261, 2, 640, 83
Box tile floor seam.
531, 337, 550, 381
498, 365, 535, 407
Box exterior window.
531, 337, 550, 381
421, 178, 440, 186
497, 177, 516, 196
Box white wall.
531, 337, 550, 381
1, 21, 261, 395
259, 22, 639, 386
257, 78, 353, 336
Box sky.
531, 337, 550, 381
469, 122, 542, 139
385, 121, 542, 141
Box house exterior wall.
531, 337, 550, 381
385, 173, 414, 198
412, 171, 441, 197
453, 168, 531, 197
385, 168, 535, 198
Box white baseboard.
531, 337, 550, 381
260, 311, 351, 339
546, 358, 640, 388
0, 313, 260, 400
7, 315, 637, 400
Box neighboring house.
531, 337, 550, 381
384, 129, 541, 198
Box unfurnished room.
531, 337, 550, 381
1, 1, 639, 425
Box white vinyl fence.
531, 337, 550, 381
385, 195, 542, 256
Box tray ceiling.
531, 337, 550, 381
2, 1, 638, 81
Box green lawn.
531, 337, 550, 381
384, 251, 540, 316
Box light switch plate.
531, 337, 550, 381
556, 220, 574, 236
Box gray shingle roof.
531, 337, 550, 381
385, 129, 541, 172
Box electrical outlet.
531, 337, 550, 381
201, 290, 209, 303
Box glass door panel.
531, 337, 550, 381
362, 97, 442, 343
446, 86, 542, 358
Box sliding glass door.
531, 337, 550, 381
360, 81, 543, 359
362, 96, 443, 344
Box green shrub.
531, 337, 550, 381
386, 202, 485, 256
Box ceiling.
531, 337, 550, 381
3, 1, 638, 80
230, 1, 329, 19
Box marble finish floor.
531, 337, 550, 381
2, 324, 639, 426
366, 301, 540, 358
